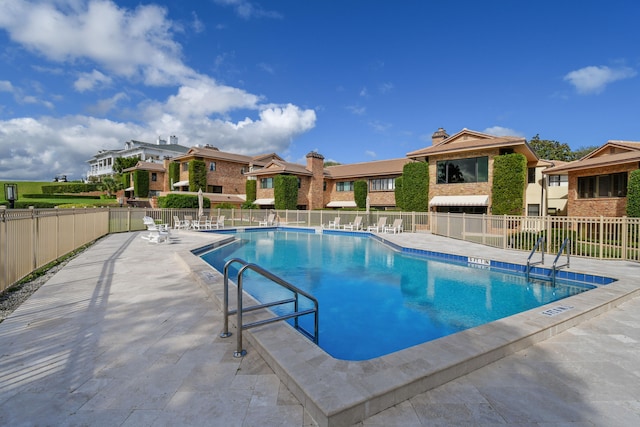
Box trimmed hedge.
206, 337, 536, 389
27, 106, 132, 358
274, 175, 298, 210
133, 170, 149, 198
626, 170, 640, 217
246, 179, 257, 203
492, 154, 526, 215
158, 193, 211, 208
42, 183, 100, 194
354, 180, 368, 209
168, 162, 180, 189
402, 162, 429, 212
394, 176, 404, 210
22, 194, 100, 199
189, 160, 207, 192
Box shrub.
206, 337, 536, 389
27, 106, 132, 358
354, 180, 368, 209
133, 170, 149, 198
158, 193, 211, 208
492, 153, 526, 215
274, 175, 298, 210
246, 179, 257, 202
402, 162, 429, 212
626, 170, 640, 217
214, 202, 235, 209
189, 160, 207, 192
168, 162, 180, 189
394, 176, 404, 210
41, 183, 100, 194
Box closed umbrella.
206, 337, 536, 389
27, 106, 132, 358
198, 188, 204, 218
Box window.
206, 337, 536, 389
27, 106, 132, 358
436, 157, 488, 184
370, 178, 395, 191
208, 185, 223, 193
527, 204, 540, 216
260, 177, 274, 189
527, 168, 536, 184
548, 175, 568, 186
336, 181, 354, 192
209, 162, 216, 171
577, 173, 627, 198
151, 173, 157, 182
181, 162, 189, 172
240, 167, 246, 174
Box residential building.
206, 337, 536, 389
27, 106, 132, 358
86, 136, 189, 180
544, 140, 640, 217
407, 128, 566, 215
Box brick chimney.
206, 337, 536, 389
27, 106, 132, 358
306, 151, 325, 209
432, 127, 449, 145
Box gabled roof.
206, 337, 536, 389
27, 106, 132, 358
123, 161, 166, 173
325, 158, 412, 179
126, 140, 190, 154
245, 159, 313, 177
174, 146, 283, 166
406, 128, 538, 162
544, 140, 640, 175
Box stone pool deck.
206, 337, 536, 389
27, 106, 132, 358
0, 229, 639, 426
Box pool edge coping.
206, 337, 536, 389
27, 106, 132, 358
178, 230, 640, 427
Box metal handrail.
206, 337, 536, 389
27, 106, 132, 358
552, 238, 571, 284
526, 235, 546, 280
220, 257, 319, 358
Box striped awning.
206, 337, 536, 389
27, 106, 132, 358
173, 180, 189, 187
429, 195, 489, 206
254, 198, 275, 205
326, 201, 357, 208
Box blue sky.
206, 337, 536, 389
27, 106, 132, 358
1, 0, 639, 181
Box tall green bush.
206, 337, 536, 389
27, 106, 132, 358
274, 175, 298, 210
402, 162, 429, 212
492, 153, 526, 215
168, 162, 180, 189
626, 170, 640, 217
394, 176, 404, 210
189, 160, 207, 192
158, 193, 210, 208
133, 170, 149, 198
121, 172, 130, 189
246, 179, 257, 202
354, 180, 368, 208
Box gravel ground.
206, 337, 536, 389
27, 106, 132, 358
0, 261, 69, 323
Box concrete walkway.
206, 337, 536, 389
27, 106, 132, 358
0, 230, 639, 426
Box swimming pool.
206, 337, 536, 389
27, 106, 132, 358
201, 229, 598, 360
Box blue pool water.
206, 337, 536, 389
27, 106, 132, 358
201, 229, 595, 360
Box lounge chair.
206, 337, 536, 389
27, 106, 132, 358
142, 216, 169, 243
326, 217, 341, 229
342, 216, 363, 231
211, 215, 225, 229
367, 217, 387, 232
173, 216, 189, 230
183, 215, 193, 229
192, 216, 208, 230
259, 213, 276, 226
384, 218, 404, 234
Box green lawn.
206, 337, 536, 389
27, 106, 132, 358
0, 181, 117, 207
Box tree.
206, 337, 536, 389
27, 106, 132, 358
402, 162, 429, 212
354, 180, 368, 208
626, 170, 640, 217
274, 175, 298, 210
113, 156, 141, 173
492, 153, 527, 215
324, 161, 342, 167
569, 145, 599, 160
188, 160, 207, 192
529, 134, 573, 161
99, 176, 121, 197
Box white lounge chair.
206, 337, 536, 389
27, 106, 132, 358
326, 217, 341, 229
384, 218, 404, 234
192, 216, 207, 230
210, 215, 225, 229
367, 217, 387, 232
142, 216, 169, 243
259, 213, 276, 226
173, 216, 189, 230
343, 216, 363, 231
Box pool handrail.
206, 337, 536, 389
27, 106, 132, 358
552, 238, 571, 285
526, 235, 546, 280
220, 257, 319, 358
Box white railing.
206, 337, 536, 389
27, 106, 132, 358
3, 207, 640, 295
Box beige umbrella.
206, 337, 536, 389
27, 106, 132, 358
198, 188, 204, 218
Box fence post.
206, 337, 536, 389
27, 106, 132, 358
621, 216, 628, 260
31, 207, 37, 272
599, 216, 604, 260
503, 215, 507, 249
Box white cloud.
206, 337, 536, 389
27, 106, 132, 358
346, 105, 366, 115
378, 82, 394, 94
0, 1, 317, 180
483, 126, 523, 137
74, 69, 112, 92
365, 150, 376, 158
213, 0, 282, 20
564, 65, 637, 94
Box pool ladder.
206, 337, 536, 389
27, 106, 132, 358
526, 236, 571, 284
220, 258, 319, 358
